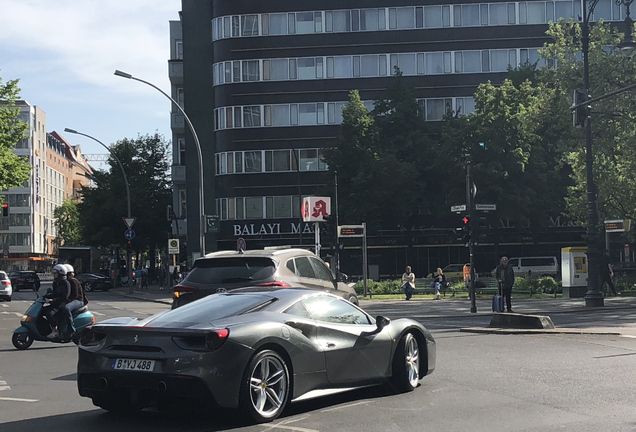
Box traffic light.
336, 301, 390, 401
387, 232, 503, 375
321, 215, 335, 241
462, 215, 471, 244
2, 203, 8, 217
573, 90, 589, 128
167, 204, 173, 221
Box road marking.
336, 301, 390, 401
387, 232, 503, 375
0, 377, 10, 391
259, 417, 317, 432
0, 311, 24, 318
321, 400, 369, 412
1, 304, 8, 308
0, 397, 38, 402
92, 311, 106, 316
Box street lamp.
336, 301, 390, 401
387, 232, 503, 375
113, 69, 207, 262
63, 128, 134, 294
580, 0, 635, 307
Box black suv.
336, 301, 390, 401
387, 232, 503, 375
8, 271, 41, 292
172, 248, 358, 309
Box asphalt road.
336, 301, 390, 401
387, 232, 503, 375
1, 289, 636, 431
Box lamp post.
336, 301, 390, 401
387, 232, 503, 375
63, 128, 134, 294
113, 70, 206, 262
580, 0, 634, 307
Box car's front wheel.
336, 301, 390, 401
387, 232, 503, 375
3, 295, 11, 302
84, 282, 93, 292
240, 349, 290, 423
390, 332, 420, 393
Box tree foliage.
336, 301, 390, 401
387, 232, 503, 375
53, 199, 82, 247
78, 133, 172, 253
0, 73, 32, 193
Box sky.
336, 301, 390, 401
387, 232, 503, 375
0, 0, 182, 167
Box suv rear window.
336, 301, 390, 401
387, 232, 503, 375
185, 257, 276, 284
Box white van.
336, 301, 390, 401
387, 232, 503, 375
506, 256, 559, 278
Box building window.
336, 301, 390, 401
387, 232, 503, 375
245, 197, 264, 218
179, 189, 187, 218
175, 40, 183, 60
178, 138, 186, 165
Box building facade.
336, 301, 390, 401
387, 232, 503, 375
0, 100, 92, 271
170, 1, 625, 276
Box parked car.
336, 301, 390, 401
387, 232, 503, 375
77, 288, 436, 421
172, 248, 359, 308
75, 273, 110, 292
0, 271, 12, 301
7, 271, 40, 292
491, 256, 560, 278
427, 264, 467, 282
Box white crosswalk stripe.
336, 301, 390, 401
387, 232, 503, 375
0, 378, 10, 391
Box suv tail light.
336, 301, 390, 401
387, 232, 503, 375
205, 328, 229, 350
173, 284, 197, 298
1, 280, 10, 286
255, 281, 292, 288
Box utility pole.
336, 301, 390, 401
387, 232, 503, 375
334, 171, 340, 276
466, 162, 477, 313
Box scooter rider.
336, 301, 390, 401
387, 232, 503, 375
45, 264, 71, 339
63, 264, 85, 338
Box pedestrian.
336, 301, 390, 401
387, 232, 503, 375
495, 256, 515, 313
172, 266, 180, 287
433, 267, 446, 300
158, 266, 165, 290
600, 249, 618, 296
401, 266, 415, 300
141, 271, 148, 290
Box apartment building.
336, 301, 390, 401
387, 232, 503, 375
169, 0, 625, 273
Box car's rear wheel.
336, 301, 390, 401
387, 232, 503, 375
390, 332, 420, 393
348, 294, 359, 306
12, 332, 33, 350
4, 295, 11, 302
240, 349, 290, 423
84, 282, 93, 292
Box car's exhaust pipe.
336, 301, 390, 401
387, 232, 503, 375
99, 377, 108, 389
157, 381, 167, 393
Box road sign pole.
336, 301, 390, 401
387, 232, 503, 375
466, 163, 477, 313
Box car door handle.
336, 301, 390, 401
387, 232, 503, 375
325, 342, 336, 348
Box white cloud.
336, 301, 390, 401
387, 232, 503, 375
0, 0, 182, 153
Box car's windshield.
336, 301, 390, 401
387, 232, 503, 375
185, 257, 276, 284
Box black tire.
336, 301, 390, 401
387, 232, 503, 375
12, 332, 34, 350
84, 282, 93, 292
72, 333, 81, 345
4, 296, 11, 302
240, 349, 290, 423
348, 294, 359, 306
389, 332, 421, 393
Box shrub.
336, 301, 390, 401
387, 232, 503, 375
513, 276, 559, 294
353, 279, 402, 295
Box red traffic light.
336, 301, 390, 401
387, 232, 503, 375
463, 216, 470, 224
2, 203, 7, 208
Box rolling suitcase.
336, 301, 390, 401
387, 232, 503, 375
492, 281, 504, 313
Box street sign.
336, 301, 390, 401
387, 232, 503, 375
451, 205, 467, 212
206, 214, 220, 233
338, 225, 365, 238
168, 238, 179, 254
124, 229, 135, 240
475, 204, 497, 211
605, 219, 631, 232
237, 237, 246, 251
2, 249, 8, 258
123, 217, 137, 229
302, 197, 331, 222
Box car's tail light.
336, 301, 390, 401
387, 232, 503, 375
255, 281, 292, 288
18, 278, 25, 282
1, 280, 10, 286
79, 327, 106, 346
173, 284, 197, 298
205, 328, 229, 350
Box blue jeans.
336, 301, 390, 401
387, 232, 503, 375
64, 299, 84, 333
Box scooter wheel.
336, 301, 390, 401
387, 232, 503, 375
12, 332, 34, 350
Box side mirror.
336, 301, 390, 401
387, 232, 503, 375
337, 272, 349, 283
375, 315, 391, 330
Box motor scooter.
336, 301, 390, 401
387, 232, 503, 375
12, 289, 94, 350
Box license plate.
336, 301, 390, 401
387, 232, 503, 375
111, 358, 155, 372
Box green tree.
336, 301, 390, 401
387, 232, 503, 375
78, 133, 172, 254
53, 199, 82, 247
0, 73, 32, 192
541, 19, 636, 226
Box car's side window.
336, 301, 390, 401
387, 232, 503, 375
309, 257, 333, 283
283, 300, 313, 319
302, 295, 370, 325
285, 259, 295, 274
294, 257, 316, 278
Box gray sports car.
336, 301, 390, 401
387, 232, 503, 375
77, 288, 436, 423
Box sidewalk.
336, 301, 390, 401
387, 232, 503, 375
108, 284, 636, 336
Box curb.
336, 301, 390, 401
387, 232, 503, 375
460, 327, 623, 335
